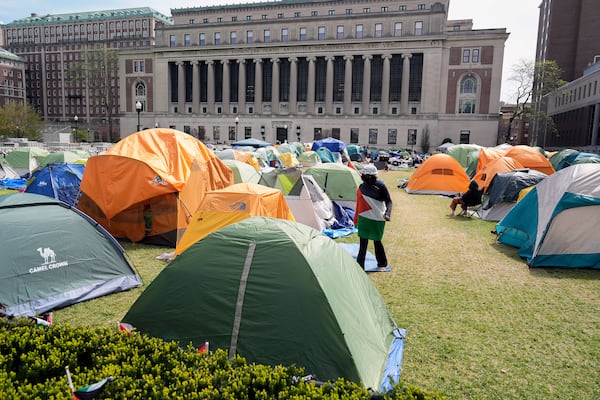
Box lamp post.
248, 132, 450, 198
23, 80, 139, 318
296, 126, 301, 142
235, 116, 239, 141
135, 101, 142, 131
74, 115, 78, 143
260, 125, 265, 141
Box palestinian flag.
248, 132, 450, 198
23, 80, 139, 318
73, 376, 114, 400
31, 312, 52, 327
198, 341, 209, 355
117, 322, 133, 335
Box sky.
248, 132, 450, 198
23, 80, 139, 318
1, 0, 540, 102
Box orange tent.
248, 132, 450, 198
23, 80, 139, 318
472, 156, 524, 192
175, 182, 295, 255
78, 128, 234, 246
503, 145, 555, 175
405, 154, 470, 195
474, 147, 506, 176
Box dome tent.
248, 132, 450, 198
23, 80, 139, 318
405, 153, 470, 195
124, 217, 405, 391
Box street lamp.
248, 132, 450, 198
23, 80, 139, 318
235, 116, 240, 141
74, 115, 78, 143
296, 126, 301, 142
135, 101, 142, 131
260, 125, 265, 141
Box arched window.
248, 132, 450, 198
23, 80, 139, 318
458, 74, 478, 114
135, 82, 146, 97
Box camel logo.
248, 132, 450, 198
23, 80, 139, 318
37, 247, 56, 264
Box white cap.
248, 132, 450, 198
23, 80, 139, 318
361, 164, 378, 177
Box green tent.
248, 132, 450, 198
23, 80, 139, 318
0, 193, 142, 317
446, 144, 482, 178
4, 147, 49, 177
222, 159, 261, 184
123, 217, 404, 391
304, 163, 362, 203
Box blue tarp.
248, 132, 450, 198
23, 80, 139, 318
311, 137, 346, 153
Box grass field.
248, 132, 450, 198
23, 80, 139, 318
54, 169, 600, 399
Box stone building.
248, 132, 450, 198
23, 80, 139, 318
0, 48, 26, 107
1, 8, 173, 141
120, 0, 507, 149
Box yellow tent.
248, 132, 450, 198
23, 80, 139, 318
175, 183, 294, 255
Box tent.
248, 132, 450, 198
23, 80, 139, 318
214, 148, 261, 170
4, 147, 49, 177
123, 217, 405, 391
311, 137, 346, 153
478, 169, 547, 221
258, 167, 302, 194
25, 163, 85, 206
435, 142, 456, 153
175, 183, 295, 255
405, 153, 470, 195
286, 174, 336, 231
77, 128, 233, 247
495, 164, 600, 268
0, 159, 19, 180
472, 156, 524, 193
232, 138, 273, 148
278, 152, 300, 168
297, 150, 322, 167
503, 145, 555, 175
304, 163, 362, 206
315, 146, 340, 163
0, 193, 142, 317
222, 159, 261, 184
39, 151, 87, 168
446, 144, 482, 178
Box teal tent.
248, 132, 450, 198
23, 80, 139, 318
123, 217, 405, 391
304, 163, 362, 204
0, 193, 142, 317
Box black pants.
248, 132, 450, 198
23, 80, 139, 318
357, 237, 388, 269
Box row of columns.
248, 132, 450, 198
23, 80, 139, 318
174, 53, 414, 115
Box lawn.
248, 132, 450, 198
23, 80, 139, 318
54, 169, 600, 400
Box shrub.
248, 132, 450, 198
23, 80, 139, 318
0, 319, 444, 399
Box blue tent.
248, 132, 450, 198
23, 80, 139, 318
232, 138, 273, 148
496, 164, 600, 268
26, 163, 85, 206
311, 137, 346, 153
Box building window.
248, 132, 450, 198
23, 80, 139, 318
399, 5, 407, 11
350, 128, 359, 143
363, 8, 371, 13
458, 75, 478, 114
264, 29, 270, 43
346, 9, 353, 14
381, 6, 388, 12
472, 49, 480, 63
230, 31, 237, 44
337, 25, 344, 39
169, 35, 175, 47
314, 127, 323, 140
217, 17, 223, 23
461, 76, 477, 94
388, 129, 397, 144
247, 15, 253, 21
281, 28, 288, 42
231, 16, 237, 22
184, 34, 191, 46
453, 24, 461, 31
418, 4, 426, 10
262, 14, 268, 20
294, 12, 301, 17
356, 24, 363, 39
318, 26, 326, 40
203, 18, 209, 23
394, 22, 402, 36
375, 23, 383, 37
199, 33, 206, 45
415, 21, 423, 36
311, 11, 318, 16
369, 129, 378, 144
247, 30, 253, 43
277, 13, 284, 19
407, 129, 417, 146
214, 32, 221, 45
463, 49, 470, 63
460, 130, 470, 144
299, 27, 307, 41
329, 9, 335, 15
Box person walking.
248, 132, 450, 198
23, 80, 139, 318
354, 164, 392, 271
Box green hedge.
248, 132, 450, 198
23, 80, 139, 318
0, 319, 444, 399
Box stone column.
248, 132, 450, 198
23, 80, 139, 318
381, 54, 391, 115
238, 59, 246, 113
401, 53, 412, 115
325, 56, 334, 115
592, 103, 600, 146
289, 57, 298, 114
362, 55, 372, 114
222, 59, 230, 113
344, 55, 353, 115
177, 61, 185, 113
254, 58, 263, 114
271, 58, 280, 114
192, 60, 200, 113
207, 60, 215, 113
307, 56, 316, 114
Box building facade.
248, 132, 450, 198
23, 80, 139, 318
0, 48, 26, 107
1, 8, 172, 141
120, 0, 507, 150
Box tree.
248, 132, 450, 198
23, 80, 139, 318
68, 44, 119, 142
420, 124, 430, 154
506, 59, 566, 146
0, 102, 44, 140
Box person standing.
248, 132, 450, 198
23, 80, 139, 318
354, 164, 392, 271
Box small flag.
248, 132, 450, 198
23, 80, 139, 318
198, 341, 209, 355
73, 377, 114, 400
117, 322, 133, 335
31, 312, 52, 327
